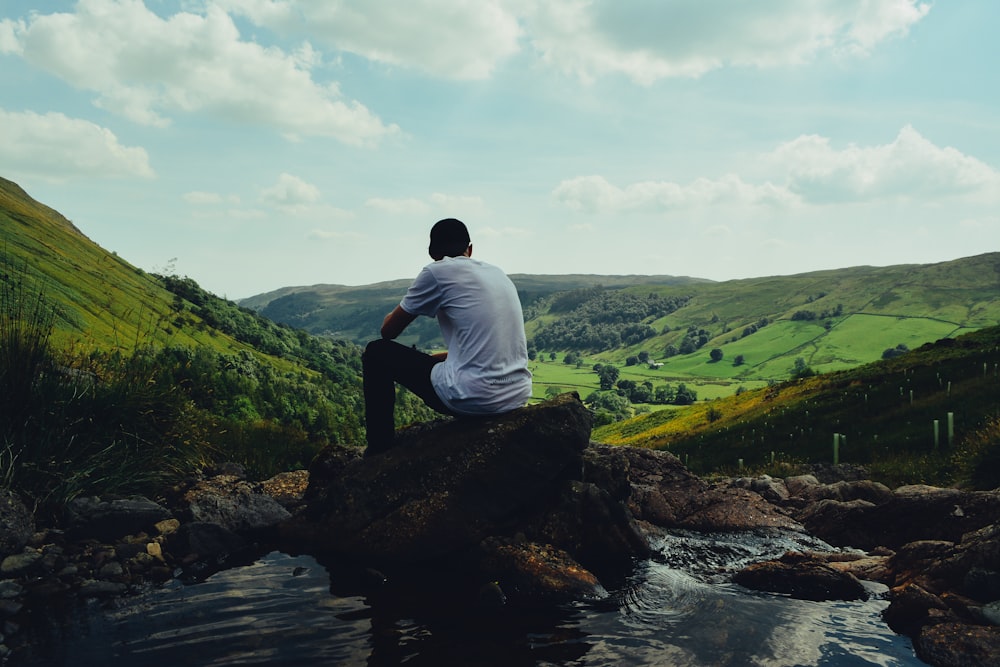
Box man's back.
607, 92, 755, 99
401, 256, 532, 415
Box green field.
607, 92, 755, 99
528, 356, 769, 406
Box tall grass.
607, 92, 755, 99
0, 263, 207, 518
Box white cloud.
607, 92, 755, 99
525, 0, 930, 84
773, 125, 1000, 203
365, 197, 431, 215
217, 0, 523, 80
0, 108, 154, 181
4, 0, 397, 143
552, 174, 796, 213
555, 126, 1000, 214
260, 173, 321, 210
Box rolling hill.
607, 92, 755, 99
0, 176, 377, 508
243, 252, 1000, 387
593, 323, 1000, 489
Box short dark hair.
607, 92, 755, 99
428, 218, 471, 259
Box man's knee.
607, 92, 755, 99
363, 338, 394, 367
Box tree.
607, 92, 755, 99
674, 383, 697, 405
637, 350, 650, 363
709, 348, 724, 362
733, 354, 745, 366
598, 364, 620, 390
654, 385, 675, 404
882, 344, 910, 359
792, 357, 816, 378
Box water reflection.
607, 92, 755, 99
11, 531, 922, 667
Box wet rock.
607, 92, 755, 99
0, 490, 33, 559
183, 475, 291, 534
812, 549, 894, 586
65, 496, 171, 542
883, 583, 954, 636
733, 552, 869, 601
479, 538, 604, 603
520, 479, 651, 578
916, 621, 1000, 667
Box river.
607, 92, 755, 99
11, 530, 922, 666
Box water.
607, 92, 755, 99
12, 530, 922, 666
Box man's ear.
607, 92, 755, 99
465, 244, 473, 257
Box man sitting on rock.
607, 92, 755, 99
362, 218, 533, 456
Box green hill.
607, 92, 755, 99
0, 177, 392, 514
528, 255, 1000, 376
240, 274, 709, 348
593, 324, 1000, 489
245, 251, 1000, 406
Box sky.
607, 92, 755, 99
1, 0, 999, 300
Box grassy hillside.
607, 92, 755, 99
594, 325, 1000, 489
244, 251, 1000, 395
240, 274, 709, 347
527, 255, 1000, 385
0, 177, 412, 514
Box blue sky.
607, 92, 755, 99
1, 1, 998, 299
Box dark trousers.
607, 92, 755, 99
362, 338, 451, 455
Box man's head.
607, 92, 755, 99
428, 218, 472, 260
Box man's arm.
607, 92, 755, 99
380, 305, 418, 340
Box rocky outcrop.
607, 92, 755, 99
280, 393, 805, 601
584, 446, 801, 533
731, 471, 1000, 667
793, 484, 1000, 551
280, 393, 649, 598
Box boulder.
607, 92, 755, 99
733, 552, 869, 601
584, 444, 801, 532
916, 622, 1000, 667
479, 538, 604, 603
64, 496, 170, 541
793, 486, 1000, 551
281, 393, 614, 566
183, 475, 291, 533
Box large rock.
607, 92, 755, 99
64, 496, 171, 541
916, 622, 1000, 667
733, 552, 869, 601
183, 474, 291, 533
793, 486, 1000, 551
583, 444, 801, 532
281, 393, 621, 568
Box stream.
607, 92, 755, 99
11, 530, 922, 666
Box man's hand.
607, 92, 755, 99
380, 305, 418, 339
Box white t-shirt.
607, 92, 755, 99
400, 256, 532, 415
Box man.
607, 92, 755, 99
362, 218, 532, 456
